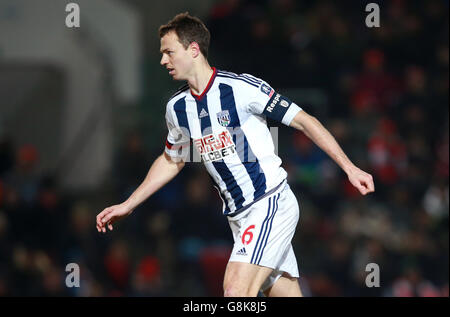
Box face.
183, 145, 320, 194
160, 31, 193, 80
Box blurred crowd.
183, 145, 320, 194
0, 0, 448, 296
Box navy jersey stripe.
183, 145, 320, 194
173, 97, 192, 161
251, 196, 273, 264
216, 74, 259, 88
256, 193, 280, 265
241, 74, 262, 85
173, 97, 190, 133
219, 84, 267, 201
213, 161, 246, 211
253, 195, 276, 264
196, 96, 212, 134
243, 163, 266, 199
195, 94, 244, 212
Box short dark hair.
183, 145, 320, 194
159, 12, 210, 58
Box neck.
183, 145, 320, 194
187, 62, 214, 96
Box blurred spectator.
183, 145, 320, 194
0, 211, 11, 265
367, 117, 408, 186
0, 137, 14, 177
4, 144, 40, 206
131, 255, 164, 296
386, 266, 442, 297
423, 178, 449, 219
103, 240, 131, 294
142, 210, 175, 295
287, 132, 329, 190
353, 49, 401, 113
172, 169, 229, 242
200, 245, 232, 297
114, 131, 150, 201
434, 125, 449, 178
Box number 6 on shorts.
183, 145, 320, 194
242, 225, 255, 245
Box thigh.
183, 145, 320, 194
263, 273, 303, 297
223, 261, 273, 297
260, 244, 299, 291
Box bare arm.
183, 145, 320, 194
290, 110, 375, 195
96, 152, 185, 232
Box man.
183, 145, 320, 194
96, 12, 375, 297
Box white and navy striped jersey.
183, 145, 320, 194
164, 68, 302, 216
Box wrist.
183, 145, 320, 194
343, 162, 357, 175
122, 200, 134, 212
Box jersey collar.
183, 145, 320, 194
190, 67, 217, 101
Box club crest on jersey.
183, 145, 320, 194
217, 110, 231, 127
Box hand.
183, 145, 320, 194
96, 203, 133, 233
347, 166, 375, 195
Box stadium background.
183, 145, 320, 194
0, 0, 448, 296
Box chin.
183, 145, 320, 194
170, 70, 186, 80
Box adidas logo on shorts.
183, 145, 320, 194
236, 247, 247, 256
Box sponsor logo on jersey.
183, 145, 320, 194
266, 93, 291, 113
199, 108, 209, 118
194, 130, 236, 163
216, 110, 231, 127
266, 93, 281, 113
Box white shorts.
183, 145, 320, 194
227, 181, 300, 291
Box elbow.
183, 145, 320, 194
293, 120, 305, 131
304, 111, 317, 122
291, 111, 316, 132
290, 115, 305, 131
163, 152, 185, 169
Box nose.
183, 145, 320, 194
160, 54, 168, 66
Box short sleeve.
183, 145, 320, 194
164, 106, 190, 161
247, 81, 302, 126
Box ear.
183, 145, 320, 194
190, 42, 201, 58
